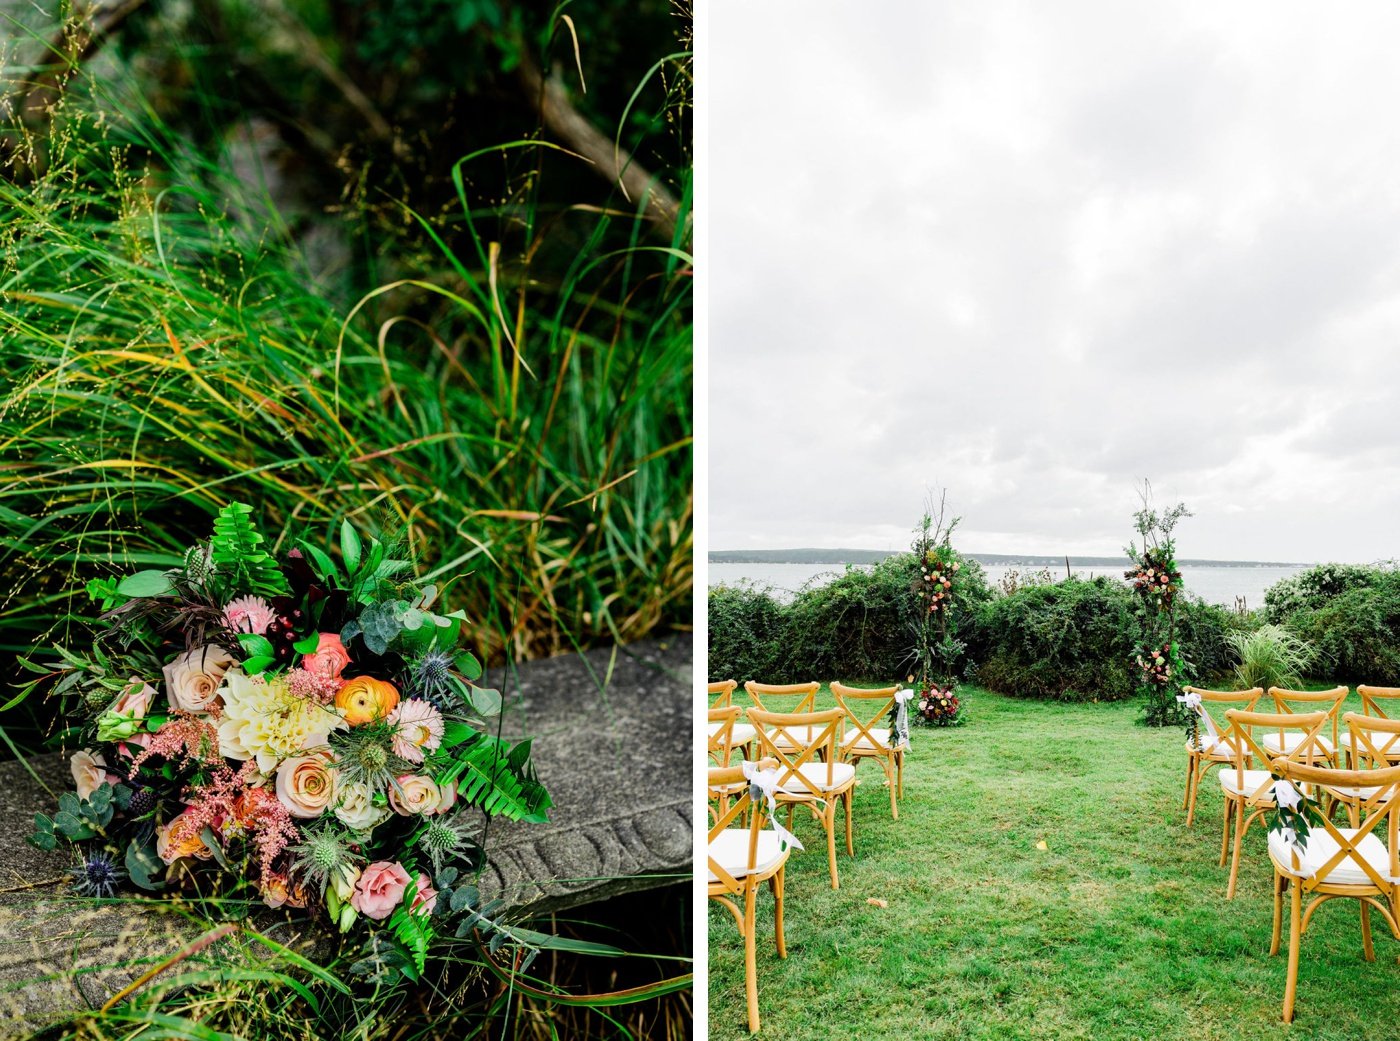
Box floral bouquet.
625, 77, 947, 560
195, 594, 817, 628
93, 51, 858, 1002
914, 548, 962, 616
915, 683, 962, 727
1124, 546, 1181, 611
25, 503, 549, 975
1134, 640, 1181, 688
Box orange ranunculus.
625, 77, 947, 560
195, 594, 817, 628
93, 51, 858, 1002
335, 677, 400, 726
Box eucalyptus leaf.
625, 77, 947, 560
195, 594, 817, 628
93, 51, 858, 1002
126, 839, 164, 891
469, 685, 502, 717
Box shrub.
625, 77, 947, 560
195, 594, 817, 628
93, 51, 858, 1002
974, 578, 1137, 701
1262, 563, 1388, 623
707, 584, 787, 684
1286, 583, 1400, 684
1175, 596, 1248, 682
1225, 624, 1316, 691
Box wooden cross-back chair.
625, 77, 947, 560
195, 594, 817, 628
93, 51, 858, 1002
708, 758, 791, 1034
1354, 686, 1400, 765
1180, 687, 1263, 827
745, 681, 821, 757
1266, 686, 1349, 764
1217, 708, 1331, 899
831, 682, 906, 820
1267, 750, 1400, 1023
707, 698, 756, 766
747, 706, 855, 890
1326, 713, 1400, 826
709, 680, 738, 709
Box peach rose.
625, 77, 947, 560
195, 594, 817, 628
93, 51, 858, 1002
388, 774, 454, 816
275, 753, 338, 818
70, 749, 117, 800
163, 645, 235, 713
335, 676, 400, 726
351, 860, 411, 920
302, 633, 351, 684
156, 808, 214, 864
261, 872, 309, 909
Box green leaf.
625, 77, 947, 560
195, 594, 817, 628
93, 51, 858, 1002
469, 685, 502, 717
300, 543, 340, 584
237, 633, 274, 659
55, 811, 96, 839
199, 827, 233, 872
293, 632, 322, 655
242, 655, 276, 676
116, 569, 174, 598
126, 839, 164, 891
341, 519, 363, 576
454, 650, 483, 681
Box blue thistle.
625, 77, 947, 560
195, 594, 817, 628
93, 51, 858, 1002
406, 650, 459, 710
69, 851, 126, 899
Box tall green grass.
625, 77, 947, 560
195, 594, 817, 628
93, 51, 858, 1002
0, 41, 693, 700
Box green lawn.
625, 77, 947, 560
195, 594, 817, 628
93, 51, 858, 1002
708, 686, 1400, 1040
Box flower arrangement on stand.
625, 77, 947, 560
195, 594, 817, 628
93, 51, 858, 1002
1124, 485, 1194, 727
899, 493, 967, 730
23, 503, 550, 981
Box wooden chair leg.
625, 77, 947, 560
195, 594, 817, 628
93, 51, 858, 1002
771, 866, 786, 958
1283, 880, 1302, 1023
1219, 797, 1232, 867
1183, 754, 1193, 811
887, 756, 898, 820
843, 789, 854, 856
825, 800, 839, 890
1361, 900, 1375, 962
1270, 871, 1284, 956
1227, 801, 1247, 899
896, 750, 904, 799
743, 884, 760, 1033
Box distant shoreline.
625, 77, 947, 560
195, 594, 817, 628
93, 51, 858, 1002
709, 548, 1309, 569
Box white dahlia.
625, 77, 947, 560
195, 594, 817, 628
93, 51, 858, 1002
217, 669, 346, 774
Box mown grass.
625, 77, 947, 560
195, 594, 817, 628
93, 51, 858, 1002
709, 686, 1400, 1040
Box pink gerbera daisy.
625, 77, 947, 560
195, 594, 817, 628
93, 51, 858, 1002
224, 595, 277, 635
387, 699, 445, 764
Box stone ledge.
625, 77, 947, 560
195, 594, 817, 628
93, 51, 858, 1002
0, 637, 691, 1033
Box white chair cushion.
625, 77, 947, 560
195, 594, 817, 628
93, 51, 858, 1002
844, 727, 897, 750
1218, 768, 1275, 798
706, 723, 757, 744
707, 829, 786, 882
1190, 735, 1244, 757
1320, 783, 1386, 801
1261, 732, 1335, 755
1268, 827, 1396, 885
776, 761, 856, 794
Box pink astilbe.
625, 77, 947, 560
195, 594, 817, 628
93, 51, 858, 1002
287, 667, 342, 705
130, 713, 224, 772
250, 794, 300, 882
223, 596, 277, 636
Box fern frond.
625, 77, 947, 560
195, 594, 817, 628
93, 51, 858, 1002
438, 731, 551, 823
209, 502, 289, 597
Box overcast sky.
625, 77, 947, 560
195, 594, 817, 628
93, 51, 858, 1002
709, 1, 1400, 563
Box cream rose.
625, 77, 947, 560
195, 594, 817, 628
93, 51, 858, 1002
163, 645, 235, 713
388, 774, 453, 816
275, 753, 338, 818
333, 780, 391, 832
70, 749, 115, 800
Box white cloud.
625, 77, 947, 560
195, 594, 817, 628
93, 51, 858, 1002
710, 0, 1400, 562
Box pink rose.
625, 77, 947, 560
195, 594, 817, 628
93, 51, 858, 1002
389, 774, 456, 816
410, 872, 438, 917
111, 679, 156, 719
70, 749, 117, 800
301, 633, 351, 684
351, 860, 411, 920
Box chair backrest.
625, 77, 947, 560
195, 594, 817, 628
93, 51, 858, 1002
744, 681, 818, 714
831, 682, 900, 754
1271, 756, 1400, 892
707, 758, 777, 893
1221, 709, 1330, 801
747, 707, 844, 799
709, 680, 738, 710
708, 705, 741, 766
1182, 686, 1262, 749
1342, 711, 1400, 770
1269, 686, 1349, 747
1358, 688, 1400, 761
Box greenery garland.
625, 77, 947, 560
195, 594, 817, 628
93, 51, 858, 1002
1124, 487, 1194, 727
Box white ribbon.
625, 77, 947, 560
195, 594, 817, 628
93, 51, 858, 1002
892, 688, 914, 748
742, 759, 805, 853
1176, 691, 1220, 753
